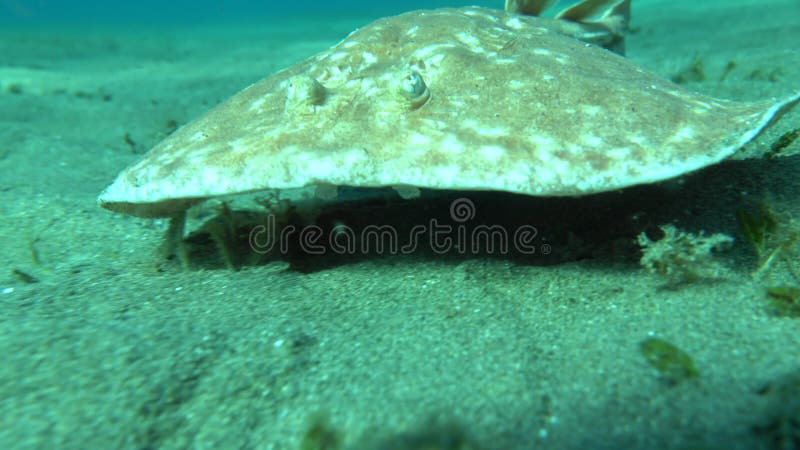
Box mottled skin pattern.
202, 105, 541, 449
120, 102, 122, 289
99, 6, 799, 217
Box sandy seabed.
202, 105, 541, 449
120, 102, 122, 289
1, 0, 799, 448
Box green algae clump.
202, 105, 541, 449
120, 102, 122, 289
637, 225, 733, 287
765, 286, 800, 318
639, 337, 699, 385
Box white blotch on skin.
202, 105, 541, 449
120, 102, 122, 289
540, 151, 571, 176
190, 132, 208, 143
361, 52, 377, 65
464, 120, 508, 137
533, 48, 552, 56
320, 65, 352, 84
249, 98, 266, 111
528, 134, 555, 150
504, 17, 525, 30
581, 105, 602, 116
345, 77, 369, 89
480, 145, 506, 162
456, 32, 480, 45
414, 44, 456, 61
671, 126, 695, 142
229, 138, 249, 153
455, 32, 484, 52
501, 165, 533, 190
428, 53, 446, 66
582, 135, 604, 147
567, 144, 586, 154
433, 165, 461, 183
363, 85, 380, 99
608, 147, 633, 159
409, 133, 432, 147
200, 167, 221, 186
440, 135, 465, 154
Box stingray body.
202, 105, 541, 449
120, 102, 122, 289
99, 3, 799, 217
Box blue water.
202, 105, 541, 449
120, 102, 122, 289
1, 0, 498, 25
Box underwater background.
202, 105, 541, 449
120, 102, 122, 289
1, 0, 501, 24
1, 0, 799, 449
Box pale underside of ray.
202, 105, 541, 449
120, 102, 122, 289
98, 6, 799, 217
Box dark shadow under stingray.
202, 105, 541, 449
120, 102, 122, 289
173, 154, 799, 273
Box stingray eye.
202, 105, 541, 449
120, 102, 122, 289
399, 70, 430, 109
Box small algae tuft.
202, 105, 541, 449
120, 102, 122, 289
11, 268, 38, 284
766, 128, 800, 159
670, 56, 706, 84
719, 60, 737, 82
745, 67, 784, 82
299, 413, 341, 450
765, 286, 800, 318
639, 337, 699, 385
297, 415, 479, 450
637, 225, 733, 287
737, 203, 800, 282
737, 205, 778, 259
737, 203, 800, 317
365, 422, 480, 450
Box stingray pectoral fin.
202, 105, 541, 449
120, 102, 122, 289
730, 92, 800, 160
760, 92, 800, 133
504, 0, 558, 16
554, 0, 631, 54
